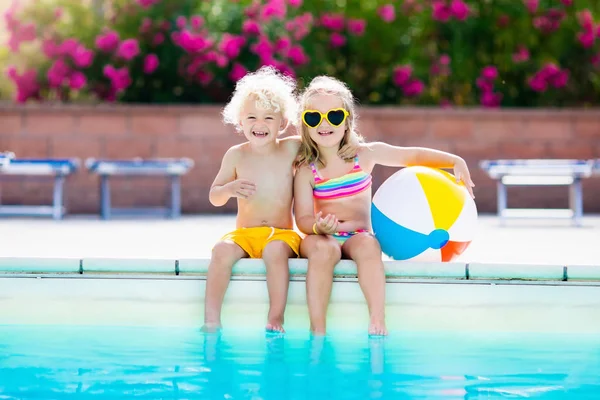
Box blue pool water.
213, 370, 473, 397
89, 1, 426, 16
1, 325, 599, 399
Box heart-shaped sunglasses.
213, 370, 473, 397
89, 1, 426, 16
301, 108, 349, 128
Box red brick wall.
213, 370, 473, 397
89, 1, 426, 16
0, 103, 599, 215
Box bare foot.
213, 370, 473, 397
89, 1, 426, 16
368, 318, 388, 336
201, 322, 222, 333
266, 316, 285, 333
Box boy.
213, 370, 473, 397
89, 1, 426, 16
202, 66, 301, 333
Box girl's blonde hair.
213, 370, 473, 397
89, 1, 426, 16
295, 75, 364, 168
222, 66, 298, 134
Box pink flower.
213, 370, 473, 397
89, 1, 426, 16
95, 31, 120, 52
439, 54, 451, 65
392, 65, 412, 86
450, 0, 469, 21
153, 33, 165, 46
143, 54, 159, 74
72, 45, 94, 68
191, 15, 204, 30
219, 34, 246, 59
9, 69, 40, 103
176, 16, 187, 29
47, 59, 70, 88
403, 79, 424, 97
560, 0, 572, 5
288, 0, 302, 7
116, 39, 140, 60
59, 38, 79, 56
512, 46, 530, 63
103, 65, 132, 91
481, 65, 498, 80
287, 45, 309, 65
578, 10, 594, 31
230, 63, 248, 81
42, 40, 58, 58
347, 19, 366, 36
330, 32, 346, 47
432, 1, 451, 22
69, 71, 86, 90
140, 18, 152, 33
524, 0, 538, 13
480, 91, 502, 108
176, 30, 211, 53
250, 36, 273, 59
275, 37, 291, 54
136, 0, 160, 8
378, 4, 395, 23
261, 0, 287, 21
577, 31, 595, 48
497, 14, 510, 28
197, 70, 214, 86
320, 13, 345, 31
550, 70, 569, 88
528, 74, 547, 92
476, 77, 494, 92
242, 20, 261, 36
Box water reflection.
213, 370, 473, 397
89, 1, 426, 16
0, 326, 599, 399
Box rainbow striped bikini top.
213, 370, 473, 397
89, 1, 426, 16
310, 156, 372, 200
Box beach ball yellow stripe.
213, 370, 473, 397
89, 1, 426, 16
414, 167, 465, 230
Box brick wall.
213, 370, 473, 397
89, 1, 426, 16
0, 103, 599, 215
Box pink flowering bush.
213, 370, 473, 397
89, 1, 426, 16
2, 0, 600, 107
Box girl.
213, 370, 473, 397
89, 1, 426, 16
293, 76, 474, 336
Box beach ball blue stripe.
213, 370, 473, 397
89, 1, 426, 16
371, 203, 449, 260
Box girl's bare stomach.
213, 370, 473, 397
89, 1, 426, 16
315, 196, 372, 232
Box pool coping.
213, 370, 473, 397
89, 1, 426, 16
0, 257, 598, 282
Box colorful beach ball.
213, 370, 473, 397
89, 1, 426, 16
371, 166, 477, 262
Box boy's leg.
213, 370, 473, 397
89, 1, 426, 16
202, 240, 248, 332
300, 235, 341, 335
342, 234, 388, 336
262, 240, 294, 332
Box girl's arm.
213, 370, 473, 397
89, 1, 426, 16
294, 166, 319, 235
294, 166, 339, 234
364, 142, 475, 197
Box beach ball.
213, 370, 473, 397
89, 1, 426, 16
371, 166, 477, 262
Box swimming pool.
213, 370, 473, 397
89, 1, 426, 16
1, 258, 599, 399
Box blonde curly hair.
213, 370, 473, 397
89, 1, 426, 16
295, 75, 364, 168
222, 66, 298, 134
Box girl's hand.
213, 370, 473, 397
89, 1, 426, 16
453, 158, 475, 198
314, 211, 339, 234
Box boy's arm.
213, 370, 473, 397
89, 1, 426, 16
294, 166, 317, 235
209, 147, 239, 207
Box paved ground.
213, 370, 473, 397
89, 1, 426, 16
0, 214, 598, 266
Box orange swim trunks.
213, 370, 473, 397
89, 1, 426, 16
220, 226, 301, 259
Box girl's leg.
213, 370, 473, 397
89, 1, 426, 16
300, 234, 342, 335
202, 241, 248, 332
342, 234, 388, 336
262, 240, 295, 332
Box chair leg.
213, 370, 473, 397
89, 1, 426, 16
497, 180, 507, 226
170, 175, 181, 219
52, 175, 65, 220
100, 175, 111, 220
569, 178, 583, 227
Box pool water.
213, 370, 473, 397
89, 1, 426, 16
1, 325, 599, 399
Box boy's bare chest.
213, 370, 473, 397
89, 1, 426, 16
236, 155, 293, 181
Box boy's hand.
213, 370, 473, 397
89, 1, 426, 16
227, 179, 256, 199
315, 211, 339, 234
453, 158, 475, 199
